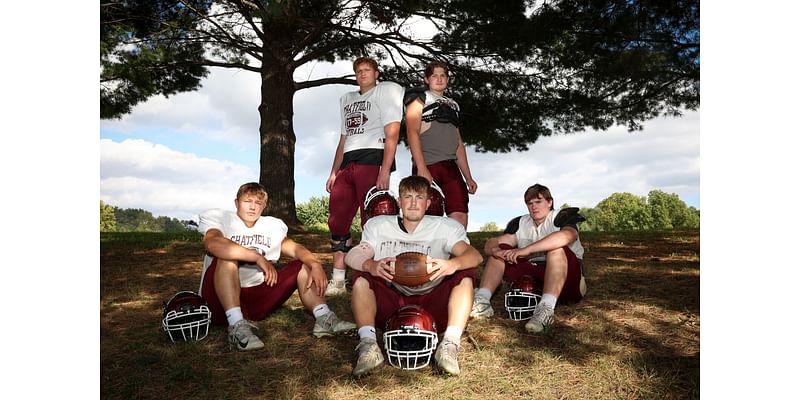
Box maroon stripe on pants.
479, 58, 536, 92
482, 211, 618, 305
200, 258, 303, 325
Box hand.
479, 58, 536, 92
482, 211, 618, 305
466, 177, 478, 194
499, 247, 530, 264
305, 263, 328, 297
427, 257, 457, 281
417, 168, 434, 185
326, 173, 337, 193
367, 257, 395, 282
375, 171, 390, 190
256, 257, 278, 286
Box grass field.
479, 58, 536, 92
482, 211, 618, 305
100, 229, 699, 399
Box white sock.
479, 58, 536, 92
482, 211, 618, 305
225, 307, 244, 326
358, 326, 377, 341
541, 293, 558, 309
476, 288, 492, 299
332, 268, 346, 282
443, 326, 463, 341
313, 304, 330, 319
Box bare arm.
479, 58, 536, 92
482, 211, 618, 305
344, 242, 395, 282
281, 238, 327, 297
484, 233, 518, 258
454, 129, 477, 194
203, 228, 278, 285
326, 135, 346, 193
377, 121, 400, 189
503, 227, 578, 262
405, 100, 432, 183
428, 240, 483, 281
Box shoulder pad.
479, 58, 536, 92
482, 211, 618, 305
554, 207, 586, 228
403, 86, 427, 106
504, 216, 523, 234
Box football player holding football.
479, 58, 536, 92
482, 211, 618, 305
404, 61, 478, 228
344, 175, 483, 377
325, 56, 405, 297
198, 182, 356, 351
470, 183, 587, 335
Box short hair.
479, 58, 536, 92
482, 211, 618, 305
524, 184, 554, 210
399, 176, 431, 197
353, 56, 379, 72
236, 182, 268, 201
424, 61, 449, 78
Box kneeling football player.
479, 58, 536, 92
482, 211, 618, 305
344, 175, 483, 377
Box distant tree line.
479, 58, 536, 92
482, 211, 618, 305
100, 201, 193, 232
101, 189, 698, 233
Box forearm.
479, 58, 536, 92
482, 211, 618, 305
454, 139, 473, 180
449, 246, 483, 271
523, 230, 577, 254
344, 243, 376, 272
380, 122, 400, 171
204, 236, 260, 263
329, 139, 345, 175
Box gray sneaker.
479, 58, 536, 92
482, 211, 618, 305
313, 311, 357, 338
353, 337, 384, 377
525, 303, 555, 333
325, 279, 348, 297
434, 336, 461, 375
470, 289, 494, 318
228, 320, 265, 351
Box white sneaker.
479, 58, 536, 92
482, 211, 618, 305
353, 338, 384, 377
313, 311, 357, 337
525, 303, 555, 333
434, 336, 461, 375
228, 320, 265, 351
470, 289, 494, 318
325, 279, 348, 297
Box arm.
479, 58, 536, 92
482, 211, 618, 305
376, 121, 400, 190
503, 227, 578, 262
428, 240, 484, 281
281, 238, 327, 297
203, 228, 278, 285
405, 100, 433, 183
344, 242, 395, 282
326, 135, 347, 193
454, 129, 477, 194
484, 233, 518, 259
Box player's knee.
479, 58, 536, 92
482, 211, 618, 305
330, 234, 352, 253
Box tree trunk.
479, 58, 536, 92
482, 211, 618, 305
258, 64, 304, 233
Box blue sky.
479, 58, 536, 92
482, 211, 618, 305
100, 60, 699, 231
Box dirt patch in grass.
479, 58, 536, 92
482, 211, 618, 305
101, 230, 699, 399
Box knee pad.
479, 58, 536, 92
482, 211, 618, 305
330, 234, 352, 253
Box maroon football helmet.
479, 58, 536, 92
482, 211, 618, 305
363, 186, 399, 221
162, 291, 211, 342
425, 181, 446, 216
383, 305, 438, 370
504, 275, 542, 321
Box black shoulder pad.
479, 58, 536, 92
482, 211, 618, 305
554, 207, 586, 228
504, 216, 523, 234
403, 86, 427, 106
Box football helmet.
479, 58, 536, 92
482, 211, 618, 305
383, 305, 438, 370
364, 186, 399, 221
425, 181, 446, 216
504, 275, 542, 321
162, 291, 211, 342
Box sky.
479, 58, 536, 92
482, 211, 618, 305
99, 60, 700, 232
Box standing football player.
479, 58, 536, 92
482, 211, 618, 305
198, 182, 356, 351
325, 56, 405, 297
404, 61, 478, 228
470, 183, 587, 334
344, 175, 483, 377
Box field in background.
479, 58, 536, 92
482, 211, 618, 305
101, 230, 699, 399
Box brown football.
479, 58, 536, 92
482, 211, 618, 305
390, 252, 434, 287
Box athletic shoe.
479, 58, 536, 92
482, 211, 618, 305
324, 279, 348, 297
228, 320, 265, 351
434, 336, 461, 375
470, 289, 494, 318
353, 337, 384, 377
312, 311, 357, 338
525, 303, 555, 333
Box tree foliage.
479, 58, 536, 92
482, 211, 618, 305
100, 0, 699, 230
111, 205, 192, 232
296, 196, 361, 233
580, 190, 699, 231
479, 221, 500, 232
100, 201, 117, 232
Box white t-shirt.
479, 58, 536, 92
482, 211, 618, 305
197, 209, 288, 290
510, 210, 584, 261
360, 215, 469, 295
340, 81, 405, 153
